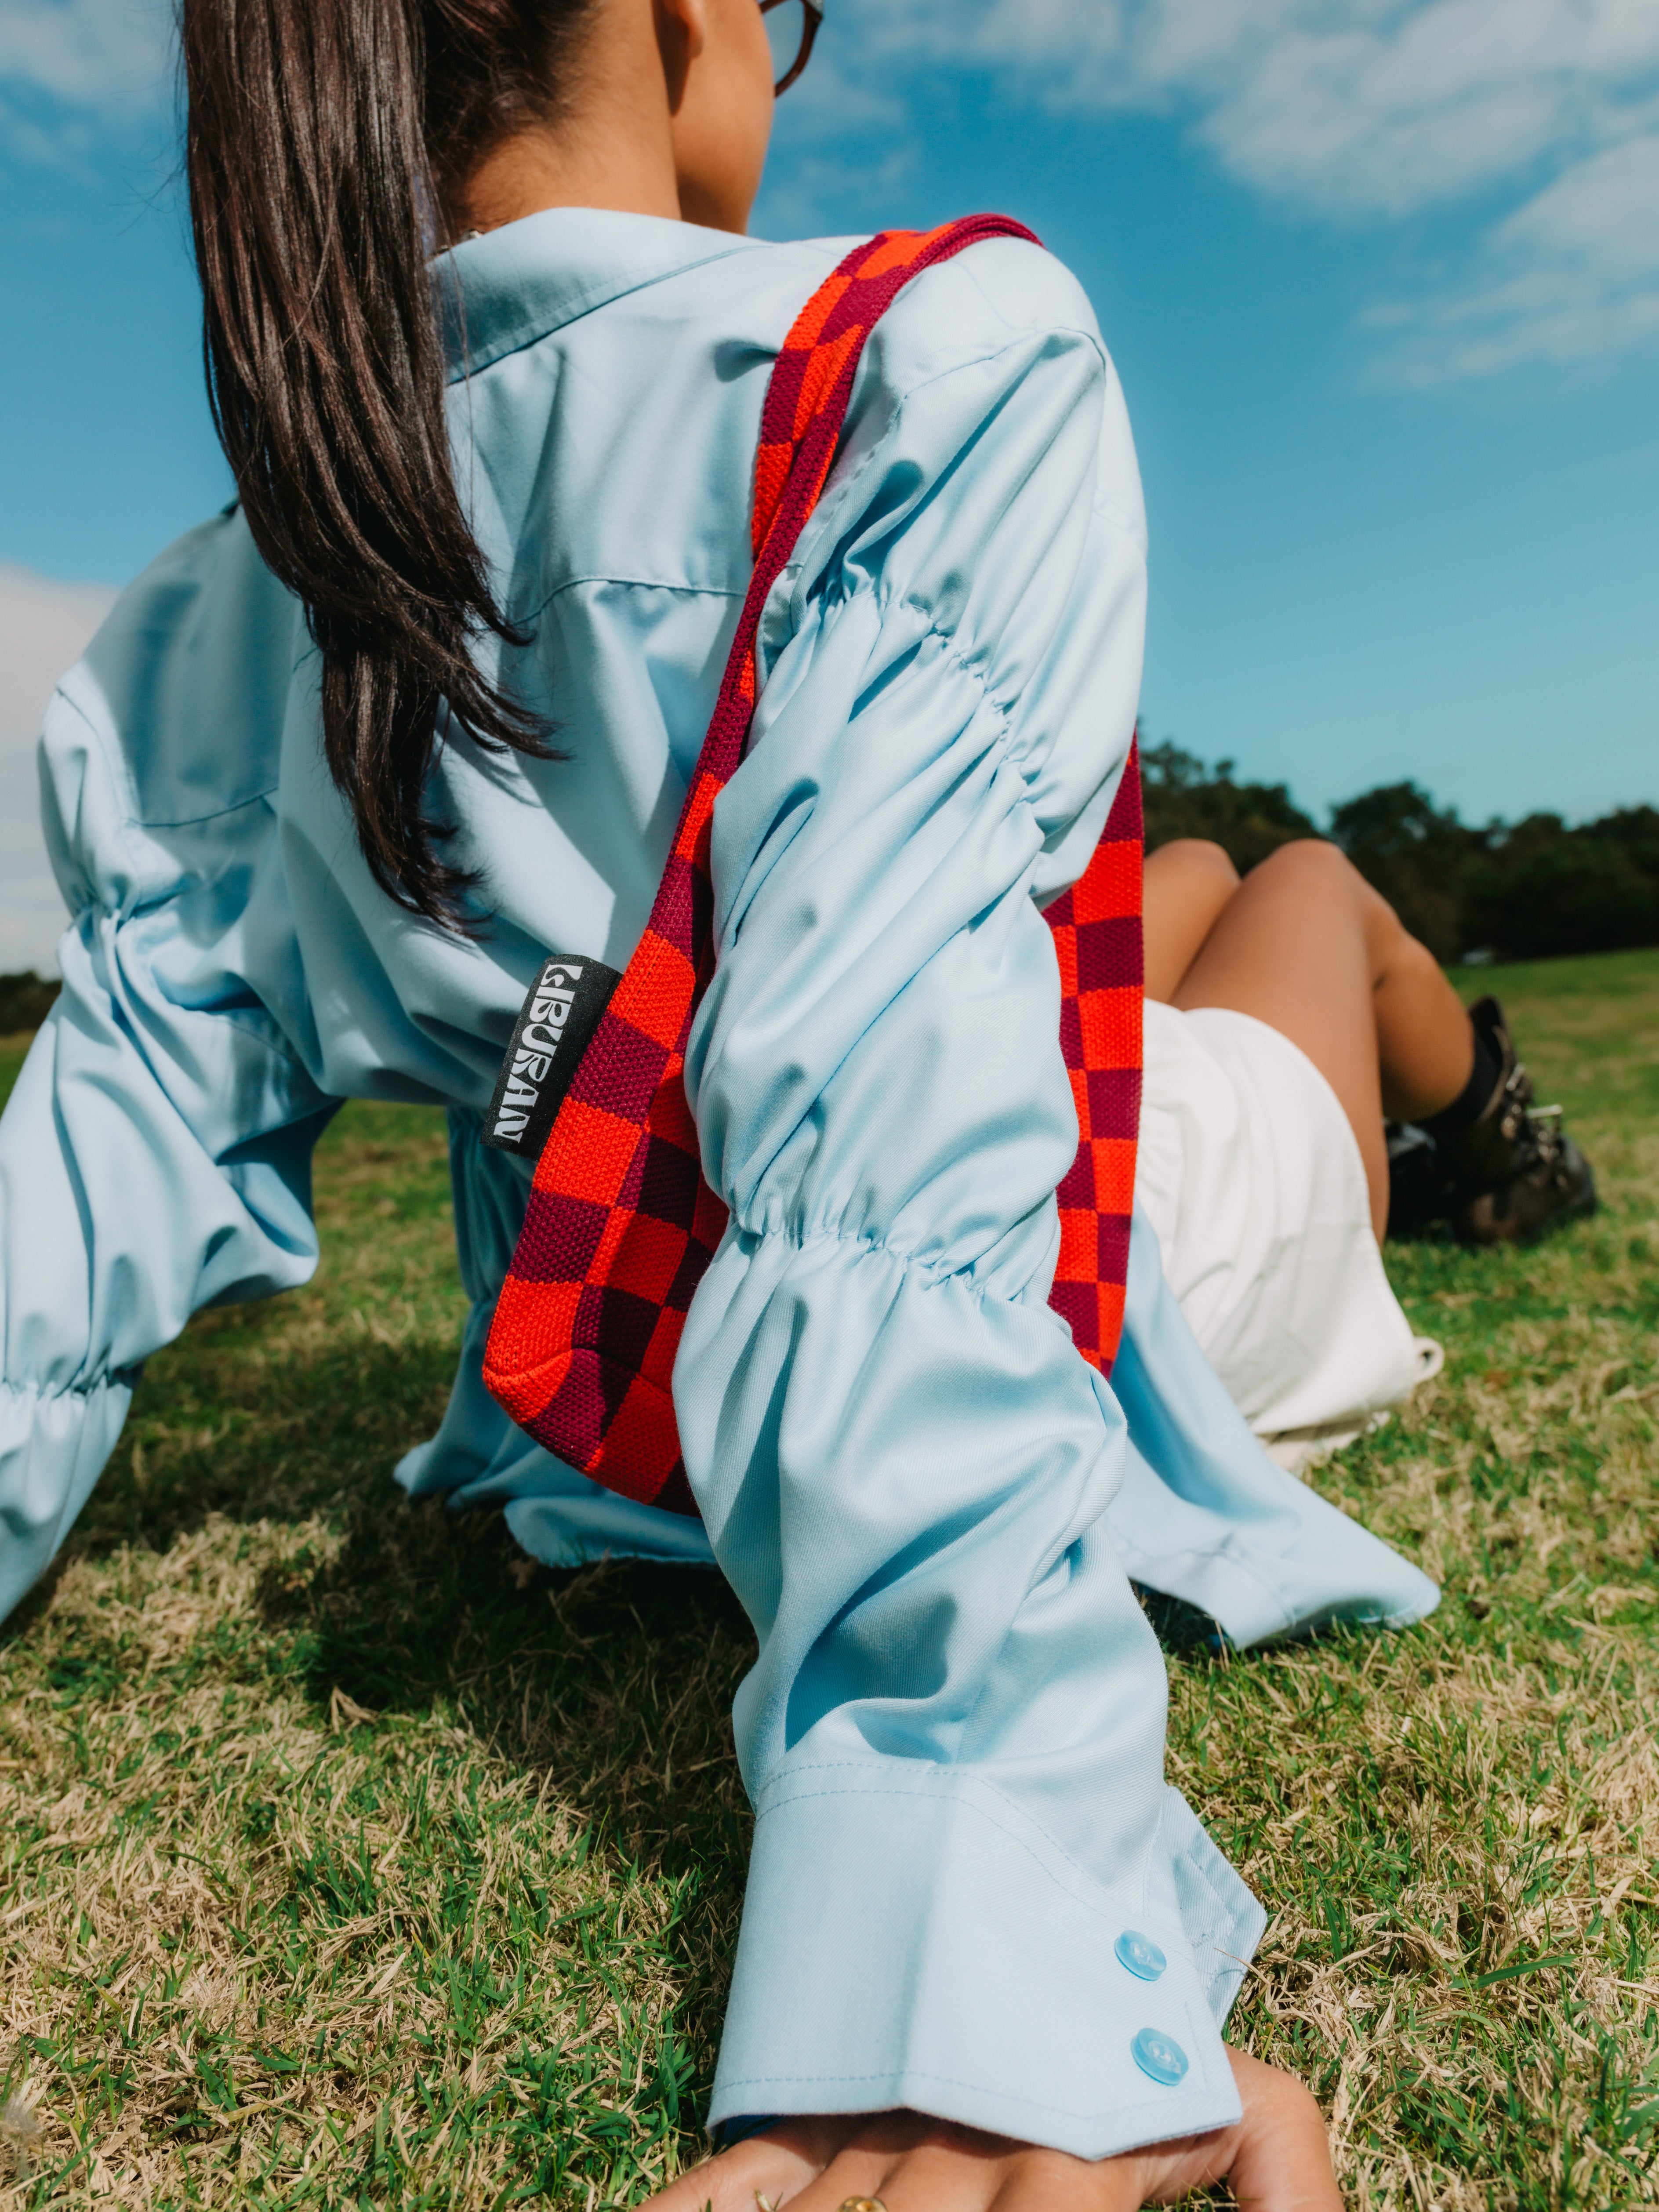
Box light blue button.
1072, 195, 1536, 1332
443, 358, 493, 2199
1114, 1930, 1167, 1982
1131, 2028, 1189, 2087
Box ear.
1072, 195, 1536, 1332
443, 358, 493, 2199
654, 0, 709, 108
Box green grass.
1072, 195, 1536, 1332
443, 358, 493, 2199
1, 948, 1656, 2208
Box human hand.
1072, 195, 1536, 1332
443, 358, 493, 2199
646, 2046, 1340, 2212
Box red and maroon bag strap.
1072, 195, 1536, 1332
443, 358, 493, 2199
483, 215, 1143, 1518
1043, 741, 1144, 1373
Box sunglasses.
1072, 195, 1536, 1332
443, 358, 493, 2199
761, 0, 824, 94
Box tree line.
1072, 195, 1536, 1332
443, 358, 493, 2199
1141, 740, 1659, 965
0, 970, 60, 1037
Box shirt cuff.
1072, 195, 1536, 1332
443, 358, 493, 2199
708, 1761, 1264, 2161
0, 1374, 134, 1625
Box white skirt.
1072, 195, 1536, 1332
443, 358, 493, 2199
1134, 1001, 1441, 1470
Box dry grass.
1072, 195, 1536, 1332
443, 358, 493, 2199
1173, 948, 1659, 2208
0, 1514, 748, 2207
1, 947, 1656, 2208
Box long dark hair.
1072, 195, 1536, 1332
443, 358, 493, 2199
182, 0, 593, 923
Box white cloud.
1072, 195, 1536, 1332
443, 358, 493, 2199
1143, 0, 1658, 217
830, 0, 1659, 378
0, 0, 169, 112
0, 0, 171, 165
851, 0, 1659, 215
9, 0, 1659, 380
1498, 123, 1659, 274
1370, 122, 1659, 377
0, 565, 117, 975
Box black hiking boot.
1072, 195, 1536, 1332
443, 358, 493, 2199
1384, 1119, 1451, 1240
1385, 997, 1597, 1246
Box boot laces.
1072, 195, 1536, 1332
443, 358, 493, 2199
1527, 1102, 1569, 1179
1490, 1042, 1575, 1178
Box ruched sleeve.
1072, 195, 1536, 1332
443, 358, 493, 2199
676, 242, 1265, 2159
0, 516, 336, 1622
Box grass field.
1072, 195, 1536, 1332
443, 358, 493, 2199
1, 948, 1655, 2209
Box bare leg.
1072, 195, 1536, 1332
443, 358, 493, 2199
1168, 840, 1474, 1241
1143, 839, 1241, 1002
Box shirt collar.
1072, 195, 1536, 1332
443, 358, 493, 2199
438, 206, 762, 381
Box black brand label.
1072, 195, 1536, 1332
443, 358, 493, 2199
481, 952, 623, 1157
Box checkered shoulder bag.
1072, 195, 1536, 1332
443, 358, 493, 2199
482, 216, 1144, 1518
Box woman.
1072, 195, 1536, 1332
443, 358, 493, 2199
1136, 837, 1594, 1463
0, 0, 1435, 2198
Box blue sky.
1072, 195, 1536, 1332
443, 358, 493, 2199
2, 0, 1657, 965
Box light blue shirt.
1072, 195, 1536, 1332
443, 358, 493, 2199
1, 208, 1435, 2158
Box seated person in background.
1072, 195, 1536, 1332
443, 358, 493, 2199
1135, 837, 1595, 1468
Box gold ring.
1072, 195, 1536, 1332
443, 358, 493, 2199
838, 2201, 887, 2212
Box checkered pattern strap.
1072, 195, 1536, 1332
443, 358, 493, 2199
1044, 739, 1144, 1375
484, 214, 1143, 1518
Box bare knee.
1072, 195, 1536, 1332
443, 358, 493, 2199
1143, 841, 1243, 1002
1147, 838, 1241, 897
1386, 921, 1446, 995
1253, 838, 1419, 974
1250, 836, 1362, 894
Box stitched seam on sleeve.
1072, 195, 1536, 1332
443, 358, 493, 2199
0, 1372, 140, 1409
513, 571, 747, 633
775, 327, 1106, 624
44, 686, 146, 910
49, 686, 283, 837
111, 786, 280, 836
713, 2060, 1207, 2123
752, 1778, 1162, 1937
957, 244, 1107, 355
751, 1762, 1201, 1952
